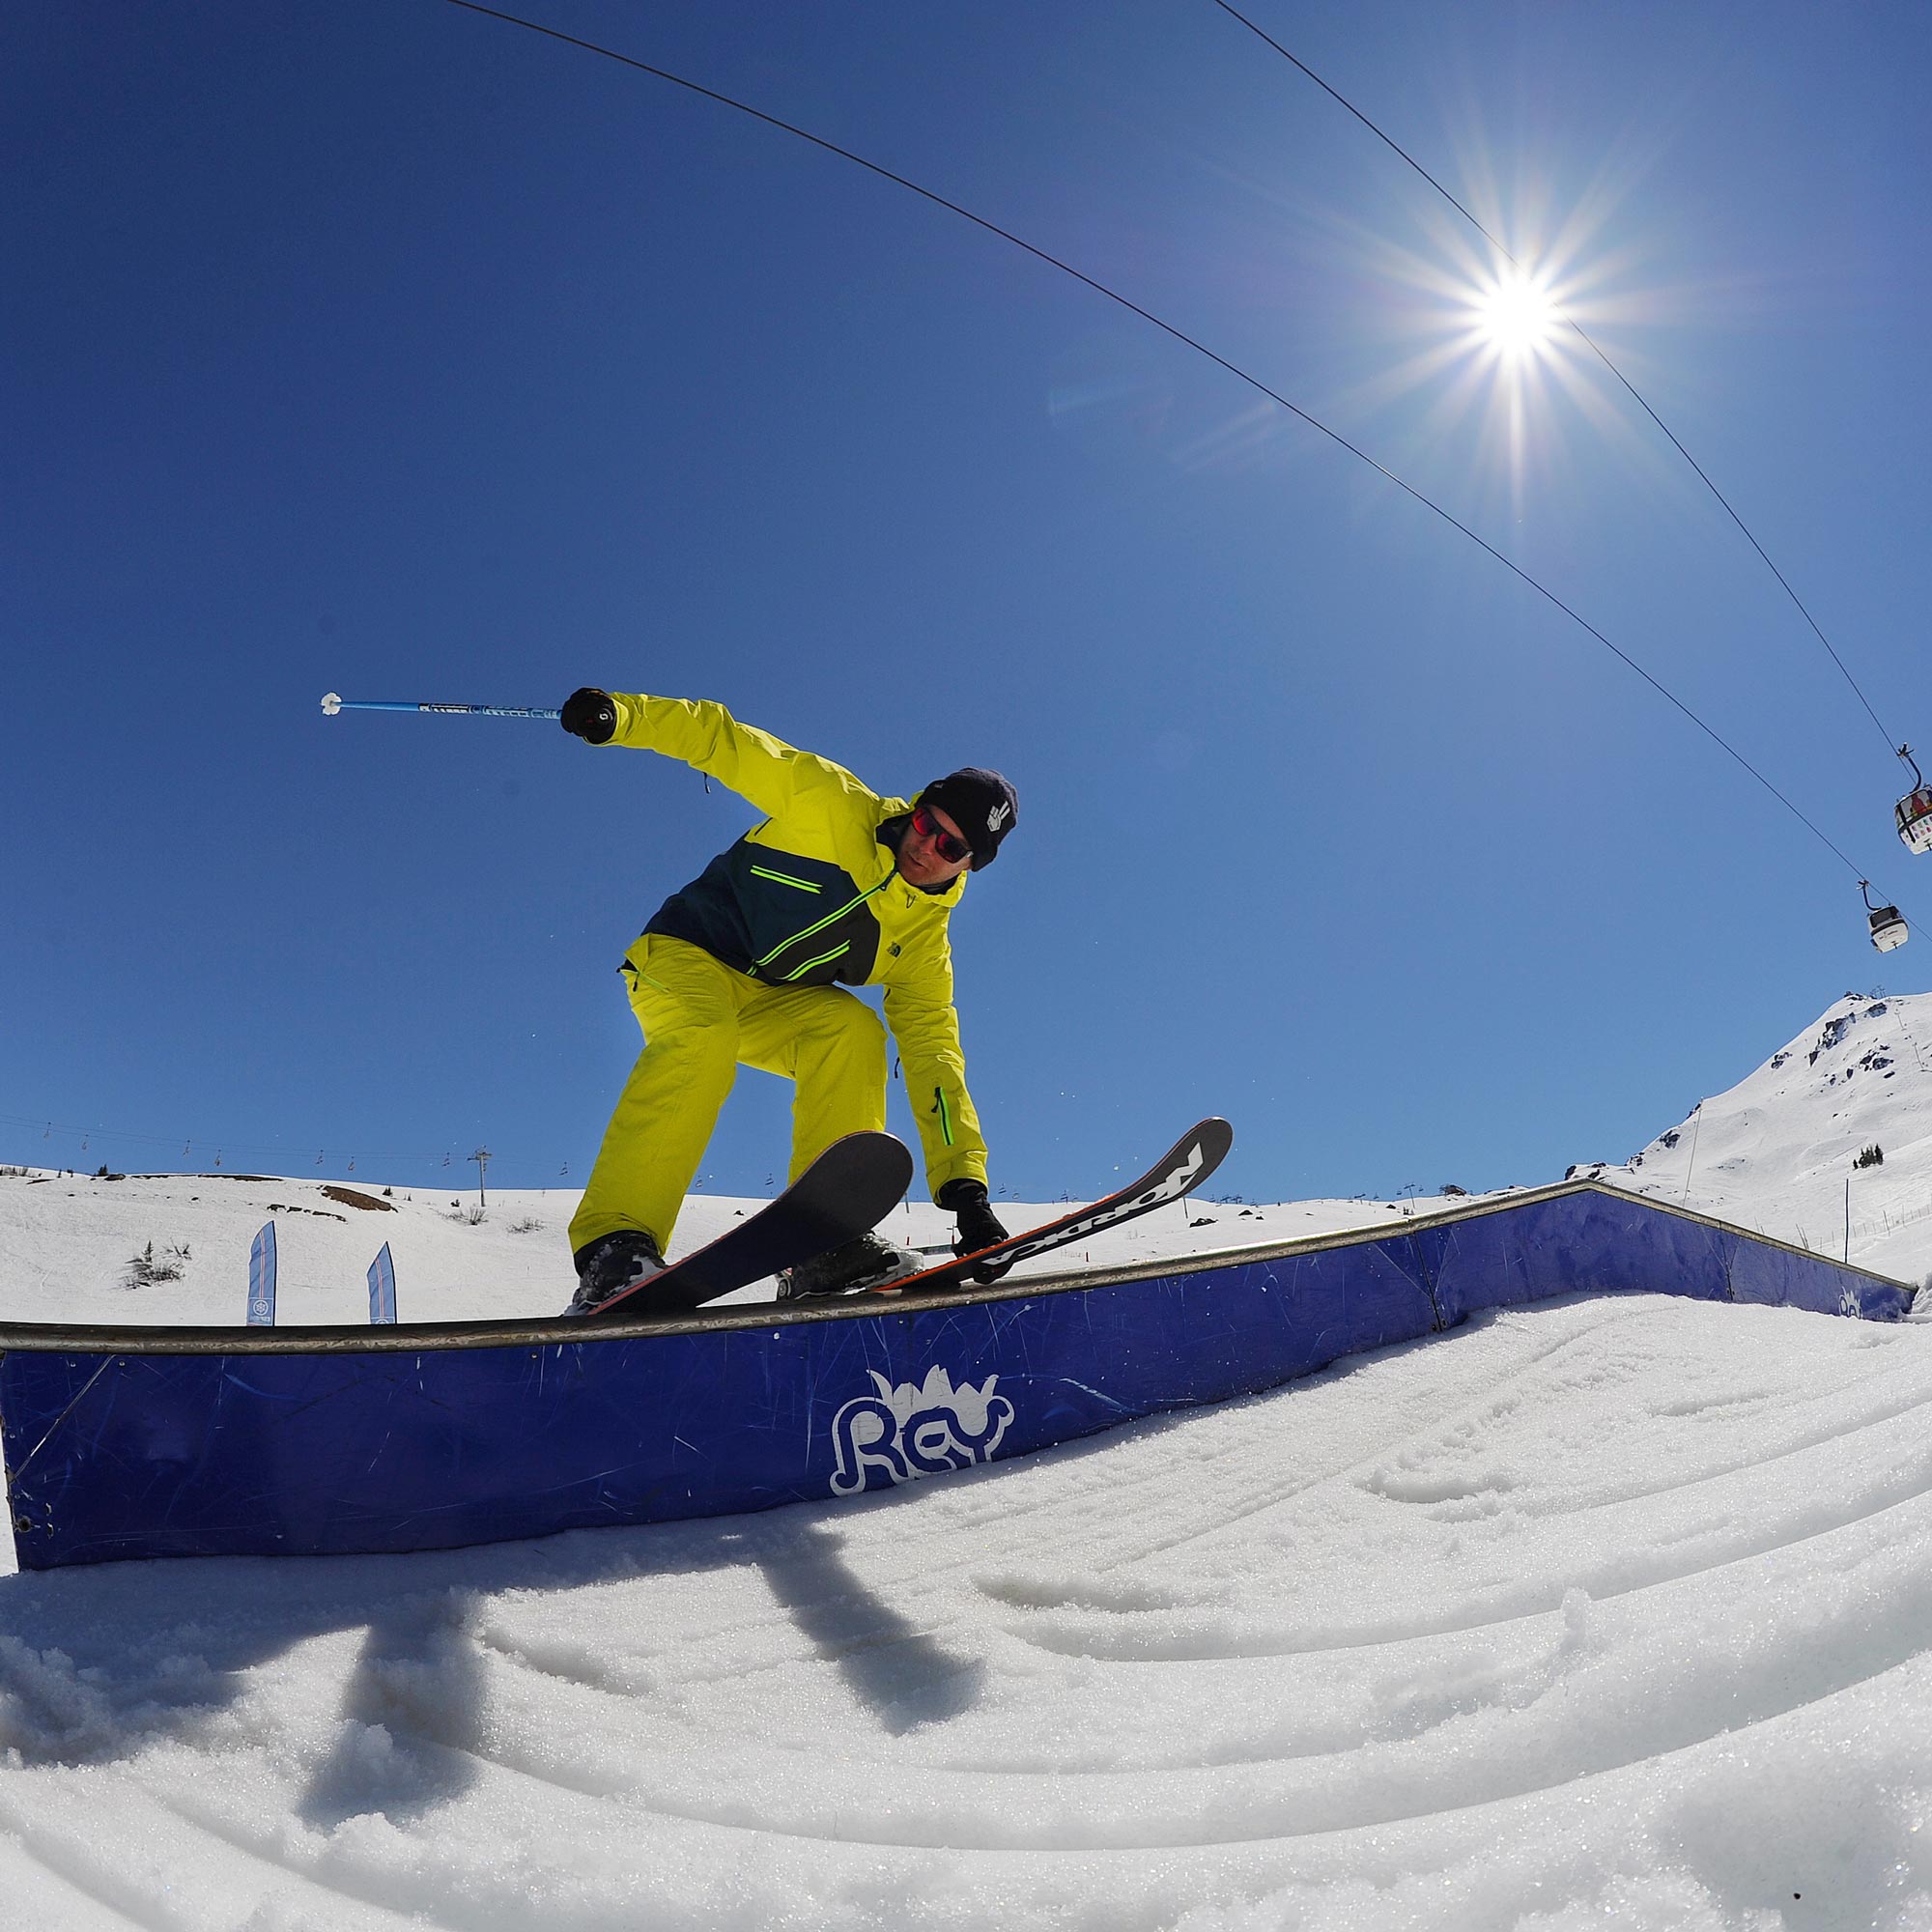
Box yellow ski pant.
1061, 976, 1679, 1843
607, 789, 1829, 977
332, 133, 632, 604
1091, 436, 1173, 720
568, 934, 889, 1258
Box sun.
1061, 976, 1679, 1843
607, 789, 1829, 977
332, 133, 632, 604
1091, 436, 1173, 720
1471, 269, 1561, 361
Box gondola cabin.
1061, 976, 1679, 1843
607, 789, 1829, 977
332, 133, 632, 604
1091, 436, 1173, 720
1897, 785, 1932, 855
1869, 902, 1909, 952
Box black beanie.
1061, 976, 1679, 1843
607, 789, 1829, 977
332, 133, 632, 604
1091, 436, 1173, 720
918, 768, 1018, 870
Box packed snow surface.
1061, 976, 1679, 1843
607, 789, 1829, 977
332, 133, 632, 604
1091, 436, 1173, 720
4, 1277, 1931, 1929
4, 989, 1932, 1927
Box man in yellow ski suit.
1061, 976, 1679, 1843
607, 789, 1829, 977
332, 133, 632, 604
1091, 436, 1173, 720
559, 687, 1016, 1311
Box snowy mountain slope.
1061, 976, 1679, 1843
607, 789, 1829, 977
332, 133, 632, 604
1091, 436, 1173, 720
1588, 987, 1932, 1284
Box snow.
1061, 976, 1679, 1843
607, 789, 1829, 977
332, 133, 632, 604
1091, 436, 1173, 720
1592, 987, 1932, 1286
3, 991, 1932, 1928
0, 1168, 1405, 1329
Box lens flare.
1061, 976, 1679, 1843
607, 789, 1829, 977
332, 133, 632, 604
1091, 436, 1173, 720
1472, 270, 1561, 361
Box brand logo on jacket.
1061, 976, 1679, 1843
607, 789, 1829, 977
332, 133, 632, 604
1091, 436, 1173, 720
829, 1365, 1014, 1495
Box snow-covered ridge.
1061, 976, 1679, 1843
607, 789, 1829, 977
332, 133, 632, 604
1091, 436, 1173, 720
1586, 987, 1932, 1282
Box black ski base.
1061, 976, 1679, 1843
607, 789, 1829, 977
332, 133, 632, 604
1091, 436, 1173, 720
576, 1131, 914, 1321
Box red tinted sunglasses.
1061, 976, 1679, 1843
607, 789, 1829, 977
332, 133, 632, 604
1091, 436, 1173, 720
913, 804, 973, 864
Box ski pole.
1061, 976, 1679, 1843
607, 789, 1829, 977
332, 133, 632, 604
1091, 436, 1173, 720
320, 692, 561, 720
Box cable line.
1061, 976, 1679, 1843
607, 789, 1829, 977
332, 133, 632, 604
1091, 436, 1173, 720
0, 1110, 503, 1171
1209, 0, 1904, 763
437, 1, 1893, 895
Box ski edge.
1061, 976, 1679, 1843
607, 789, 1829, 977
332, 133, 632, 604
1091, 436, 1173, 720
872, 1117, 1234, 1296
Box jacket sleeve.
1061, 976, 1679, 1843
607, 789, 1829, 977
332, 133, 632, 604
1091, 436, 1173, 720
883, 952, 990, 1197
601, 692, 871, 821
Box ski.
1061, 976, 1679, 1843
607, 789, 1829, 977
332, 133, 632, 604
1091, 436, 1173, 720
575, 1130, 915, 1321
868, 1117, 1234, 1295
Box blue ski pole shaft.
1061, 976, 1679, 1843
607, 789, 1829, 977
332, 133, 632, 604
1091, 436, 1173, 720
321, 693, 560, 720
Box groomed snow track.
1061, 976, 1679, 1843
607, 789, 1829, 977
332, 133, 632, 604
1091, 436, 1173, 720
0, 1180, 1912, 1571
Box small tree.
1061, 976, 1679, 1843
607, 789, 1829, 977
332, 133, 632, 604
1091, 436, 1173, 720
1854, 1144, 1885, 1170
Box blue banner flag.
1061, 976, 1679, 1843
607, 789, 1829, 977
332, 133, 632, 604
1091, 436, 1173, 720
246, 1224, 276, 1327
367, 1243, 396, 1325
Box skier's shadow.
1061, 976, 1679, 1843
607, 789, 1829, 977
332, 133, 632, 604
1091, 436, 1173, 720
295, 1588, 492, 1831
0, 1496, 983, 1823
752, 1519, 984, 1733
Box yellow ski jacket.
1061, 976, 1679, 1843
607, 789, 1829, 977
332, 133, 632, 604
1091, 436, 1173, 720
599, 692, 989, 1194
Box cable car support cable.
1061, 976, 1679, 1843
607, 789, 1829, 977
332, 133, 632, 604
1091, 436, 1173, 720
1209, 0, 1907, 768
437, 0, 1906, 916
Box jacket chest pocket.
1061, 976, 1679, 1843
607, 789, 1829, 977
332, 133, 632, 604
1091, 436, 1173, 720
754, 877, 891, 984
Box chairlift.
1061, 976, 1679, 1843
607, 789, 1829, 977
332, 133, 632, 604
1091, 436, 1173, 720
1861, 880, 1909, 953
1895, 747, 1932, 855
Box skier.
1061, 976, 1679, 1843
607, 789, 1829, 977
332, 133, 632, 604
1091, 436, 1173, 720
557, 686, 1017, 1314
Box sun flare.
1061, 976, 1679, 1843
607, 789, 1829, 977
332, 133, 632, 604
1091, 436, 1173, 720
1472, 270, 1561, 361
1283, 135, 1676, 515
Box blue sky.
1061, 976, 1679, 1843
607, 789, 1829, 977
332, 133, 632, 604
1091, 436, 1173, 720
5, 0, 1927, 1208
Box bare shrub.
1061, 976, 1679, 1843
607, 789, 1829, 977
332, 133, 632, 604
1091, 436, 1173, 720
126, 1240, 190, 1288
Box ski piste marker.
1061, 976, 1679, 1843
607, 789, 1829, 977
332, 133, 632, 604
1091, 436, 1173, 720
247, 1222, 277, 1327
867, 1117, 1235, 1296
575, 1130, 915, 1321
368, 1242, 397, 1324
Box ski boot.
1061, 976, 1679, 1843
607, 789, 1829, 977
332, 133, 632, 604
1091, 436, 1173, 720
778, 1229, 924, 1300
564, 1230, 665, 1316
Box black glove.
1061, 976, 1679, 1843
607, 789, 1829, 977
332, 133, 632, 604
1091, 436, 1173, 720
936, 1178, 1008, 1258
561, 687, 617, 745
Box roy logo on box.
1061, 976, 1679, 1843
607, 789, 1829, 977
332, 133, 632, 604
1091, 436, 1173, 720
829, 1365, 1014, 1496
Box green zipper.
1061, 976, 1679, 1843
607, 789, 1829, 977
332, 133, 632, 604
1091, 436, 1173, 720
932, 1085, 955, 1147
782, 943, 851, 981
749, 865, 822, 894
753, 876, 891, 976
